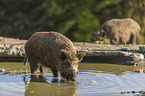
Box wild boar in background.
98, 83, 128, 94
92, 18, 141, 45
24, 32, 86, 81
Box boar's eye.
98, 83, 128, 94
101, 33, 105, 37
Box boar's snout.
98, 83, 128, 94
60, 63, 78, 81
66, 72, 76, 81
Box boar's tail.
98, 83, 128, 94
24, 57, 28, 67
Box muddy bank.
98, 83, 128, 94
0, 37, 145, 65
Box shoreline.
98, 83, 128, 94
0, 37, 145, 65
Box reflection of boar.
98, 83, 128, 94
24, 75, 77, 96
24, 32, 86, 81
92, 18, 141, 44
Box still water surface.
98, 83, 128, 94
0, 62, 145, 96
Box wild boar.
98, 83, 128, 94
24, 32, 86, 81
92, 18, 141, 45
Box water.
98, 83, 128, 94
0, 62, 145, 96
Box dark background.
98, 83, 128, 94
0, 0, 145, 44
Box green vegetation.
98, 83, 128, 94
0, 39, 5, 42
0, 0, 145, 44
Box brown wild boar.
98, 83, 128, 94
92, 18, 141, 44
24, 32, 86, 81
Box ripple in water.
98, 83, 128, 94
1, 68, 145, 96
0, 82, 25, 96
76, 70, 145, 96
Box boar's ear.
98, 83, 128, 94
76, 52, 86, 62
60, 50, 68, 62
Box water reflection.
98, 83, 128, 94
1, 62, 145, 96
24, 75, 77, 96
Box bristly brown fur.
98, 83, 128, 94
92, 18, 141, 45
24, 31, 85, 81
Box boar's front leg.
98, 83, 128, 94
39, 66, 44, 73
130, 34, 136, 45
51, 67, 58, 77
28, 56, 40, 74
